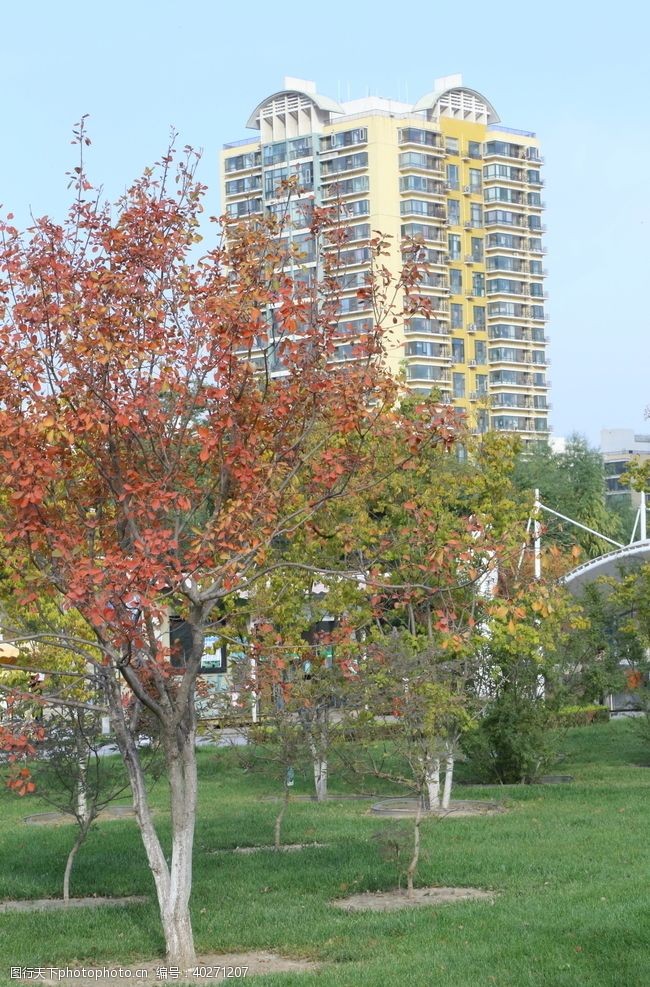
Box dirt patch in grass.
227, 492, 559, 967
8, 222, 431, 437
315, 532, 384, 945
370, 798, 505, 818
24, 806, 136, 825
0, 895, 147, 913
217, 842, 327, 854
261, 793, 377, 802
332, 886, 494, 912
14, 952, 319, 985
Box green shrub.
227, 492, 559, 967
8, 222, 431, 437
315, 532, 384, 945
555, 704, 610, 727
461, 693, 559, 784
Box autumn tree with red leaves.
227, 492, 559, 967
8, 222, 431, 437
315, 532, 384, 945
0, 127, 458, 967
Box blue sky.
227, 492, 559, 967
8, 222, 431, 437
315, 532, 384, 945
2, 0, 649, 445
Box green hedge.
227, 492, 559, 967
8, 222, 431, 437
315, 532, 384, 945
555, 704, 610, 727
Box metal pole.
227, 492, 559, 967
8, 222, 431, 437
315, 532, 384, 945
534, 488, 541, 580
641, 489, 647, 542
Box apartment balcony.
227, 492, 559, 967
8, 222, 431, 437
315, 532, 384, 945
483, 170, 526, 185
399, 153, 445, 175
406, 367, 453, 384
405, 347, 452, 362
399, 128, 445, 151
491, 396, 533, 410
401, 202, 447, 220
405, 317, 450, 336
485, 214, 528, 230
485, 237, 527, 252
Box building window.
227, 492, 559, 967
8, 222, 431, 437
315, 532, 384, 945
400, 152, 442, 171
226, 198, 263, 217
446, 164, 459, 189
452, 337, 465, 361
475, 340, 487, 364
321, 152, 369, 176
407, 365, 447, 381
450, 268, 462, 294
399, 128, 441, 148
470, 203, 483, 227
472, 305, 486, 328
401, 199, 444, 217
472, 272, 485, 297
447, 199, 460, 225
448, 234, 461, 260
402, 223, 442, 242
453, 372, 466, 398
400, 175, 442, 193
468, 141, 482, 159
471, 237, 483, 262
327, 128, 368, 149
446, 137, 460, 154
469, 168, 482, 192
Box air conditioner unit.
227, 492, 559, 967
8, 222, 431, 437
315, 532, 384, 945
463, 186, 471, 194
467, 324, 477, 332
464, 222, 472, 229
469, 360, 477, 367
464, 255, 474, 263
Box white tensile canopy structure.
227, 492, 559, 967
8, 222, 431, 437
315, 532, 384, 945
528, 489, 650, 594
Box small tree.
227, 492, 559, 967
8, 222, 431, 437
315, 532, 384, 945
0, 129, 455, 966
32, 707, 148, 902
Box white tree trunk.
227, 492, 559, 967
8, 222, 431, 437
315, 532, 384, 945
424, 758, 441, 810
107, 677, 197, 970
441, 752, 454, 810
313, 756, 328, 802
406, 798, 422, 898
162, 734, 198, 969
304, 707, 329, 802
274, 782, 290, 849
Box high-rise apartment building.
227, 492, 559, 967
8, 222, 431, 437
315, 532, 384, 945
221, 75, 549, 440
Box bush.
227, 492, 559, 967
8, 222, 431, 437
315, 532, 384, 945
461, 693, 559, 784
555, 705, 609, 727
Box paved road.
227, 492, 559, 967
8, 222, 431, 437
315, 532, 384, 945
97, 729, 248, 757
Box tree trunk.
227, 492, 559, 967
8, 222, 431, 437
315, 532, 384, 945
107, 676, 197, 970
441, 752, 454, 810
63, 818, 92, 904
303, 707, 329, 802
406, 798, 422, 898
162, 730, 198, 970
313, 756, 328, 802
274, 780, 290, 849
424, 758, 440, 810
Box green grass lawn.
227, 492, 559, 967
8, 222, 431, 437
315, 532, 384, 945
0, 720, 648, 986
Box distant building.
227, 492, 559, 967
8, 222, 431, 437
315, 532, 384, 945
221, 75, 550, 444
601, 428, 650, 506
